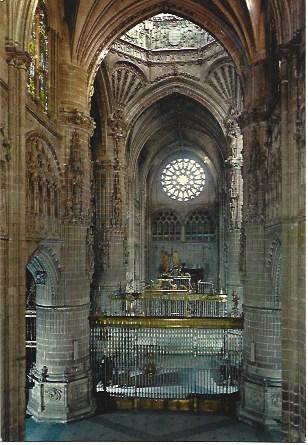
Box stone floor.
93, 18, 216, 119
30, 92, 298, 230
25, 411, 282, 442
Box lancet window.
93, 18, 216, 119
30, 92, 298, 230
185, 210, 213, 240
152, 210, 181, 241
28, 0, 48, 111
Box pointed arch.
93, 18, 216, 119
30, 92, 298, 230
26, 245, 61, 306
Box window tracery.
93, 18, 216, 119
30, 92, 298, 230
185, 210, 213, 240
152, 210, 181, 241
28, 0, 48, 111
161, 158, 206, 202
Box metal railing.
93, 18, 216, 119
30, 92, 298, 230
104, 293, 228, 317
25, 310, 37, 402
90, 316, 243, 410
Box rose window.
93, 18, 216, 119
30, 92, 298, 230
161, 158, 206, 201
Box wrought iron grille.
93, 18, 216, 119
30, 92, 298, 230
90, 317, 243, 402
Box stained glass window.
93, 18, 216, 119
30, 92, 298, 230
185, 210, 214, 240
161, 158, 206, 201
152, 210, 181, 240
28, 0, 48, 112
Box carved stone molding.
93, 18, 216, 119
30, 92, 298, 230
225, 157, 242, 169
121, 14, 214, 51
26, 135, 61, 236
5, 46, 32, 70
207, 63, 239, 103
96, 239, 110, 270
46, 388, 63, 401
110, 171, 122, 228
64, 130, 85, 223
61, 109, 95, 135
111, 40, 226, 67
108, 108, 127, 142
86, 226, 95, 281
151, 71, 199, 84
239, 226, 246, 276
0, 124, 10, 165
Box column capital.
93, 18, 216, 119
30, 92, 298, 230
5, 46, 31, 70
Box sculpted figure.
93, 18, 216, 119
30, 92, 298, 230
160, 250, 170, 274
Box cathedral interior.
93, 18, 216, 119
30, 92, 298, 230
0, 0, 305, 442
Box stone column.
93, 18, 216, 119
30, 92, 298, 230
93, 109, 129, 309
238, 105, 282, 428
279, 36, 305, 442
27, 104, 96, 420
0, 47, 29, 441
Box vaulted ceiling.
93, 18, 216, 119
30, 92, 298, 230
65, 0, 267, 81
132, 95, 224, 187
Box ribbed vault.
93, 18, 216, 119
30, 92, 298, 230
127, 94, 225, 187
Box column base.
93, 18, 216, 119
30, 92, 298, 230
238, 373, 282, 430
27, 370, 96, 423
